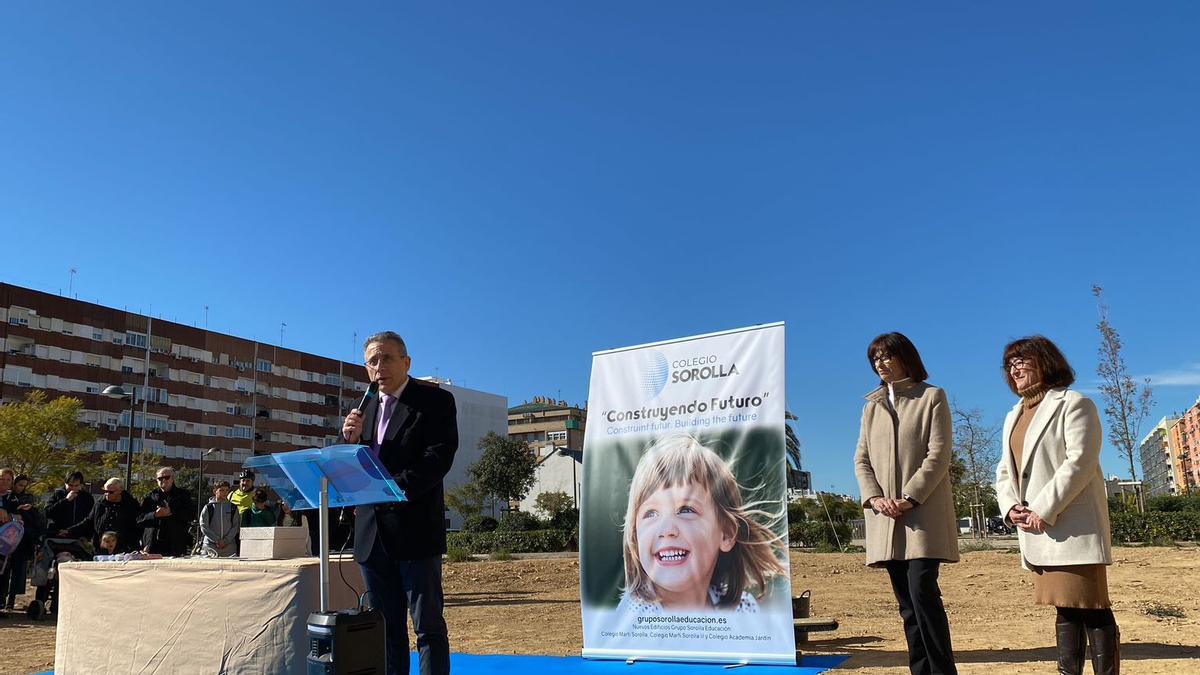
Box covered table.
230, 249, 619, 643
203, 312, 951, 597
55, 554, 366, 674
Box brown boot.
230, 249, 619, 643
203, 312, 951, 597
1055, 614, 1086, 675
1087, 624, 1120, 675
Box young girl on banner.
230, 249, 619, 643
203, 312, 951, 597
618, 434, 787, 613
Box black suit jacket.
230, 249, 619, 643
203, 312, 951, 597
351, 378, 458, 562
137, 486, 195, 556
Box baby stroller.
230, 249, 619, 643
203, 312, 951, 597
26, 537, 92, 620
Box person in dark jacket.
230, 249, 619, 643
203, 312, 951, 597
4, 474, 42, 609
36, 471, 95, 606
0, 469, 24, 616
44, 471, 95, 534
240, 488, 278, 528
341, 332, 458, 675
137, 467, 194, 557
62, 478, 141, 553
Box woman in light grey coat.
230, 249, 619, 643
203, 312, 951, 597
855, 332, 958, 675
995, 336, 1118, 675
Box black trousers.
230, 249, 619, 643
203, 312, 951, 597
884, 559, 957, 675
359, 540, 449, 675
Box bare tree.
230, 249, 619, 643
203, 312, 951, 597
951, 402, 1000, 537
1092, 285, 1155, 484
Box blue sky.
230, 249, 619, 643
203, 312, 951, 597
2, 3, 1198, 497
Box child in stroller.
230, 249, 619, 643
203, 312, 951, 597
26, 535, 93, 620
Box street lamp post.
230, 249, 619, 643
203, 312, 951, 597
102, 385, 137, 489
192, 447, 219, 556
197, 447, 218, 523
554, 446, 580, 508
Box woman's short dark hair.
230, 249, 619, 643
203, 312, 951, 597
1002, 335, 1075, 394
866, 332, 928, 383
65, 470, 85, 484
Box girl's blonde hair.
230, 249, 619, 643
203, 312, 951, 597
622, 434, 787, 608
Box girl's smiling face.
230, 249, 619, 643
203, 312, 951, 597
635, 481, 735, 608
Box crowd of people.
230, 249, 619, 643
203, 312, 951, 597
0, 465, 307, 618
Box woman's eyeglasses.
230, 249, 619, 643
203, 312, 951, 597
1007, 357, 1034, 371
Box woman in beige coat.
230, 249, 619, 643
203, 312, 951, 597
995, 336, 1118, 675
855, 332, 959, 675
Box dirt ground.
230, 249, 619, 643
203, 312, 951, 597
4, 546, 1198, 675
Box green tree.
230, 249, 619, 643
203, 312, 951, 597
534, 490, 573, 520
0, 390, 95, 494
445, 479, 493, 520
174, 465, 205, 519
100, 446, 166, 499
533, 490, 580, 529
784, 410, 804, 490
468, 432, 537, 511
1093, 285, 1155, 485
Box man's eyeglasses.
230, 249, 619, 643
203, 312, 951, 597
102, 489, 118, 494
156, 476, 173, 481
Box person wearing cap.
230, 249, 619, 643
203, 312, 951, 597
229, 470, 256, 515
61, 478, 140, 553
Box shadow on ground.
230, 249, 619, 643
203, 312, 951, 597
800, 638, 1198, 668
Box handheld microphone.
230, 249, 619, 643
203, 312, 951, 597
357, 380, 380, 413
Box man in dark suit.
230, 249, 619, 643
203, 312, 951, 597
342, 331, 458, 675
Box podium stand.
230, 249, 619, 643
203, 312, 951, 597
246, 444, 405, 673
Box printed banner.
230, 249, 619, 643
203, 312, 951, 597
579, 323, 794, 664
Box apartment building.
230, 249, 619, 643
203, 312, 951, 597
1, 283, 506, 507
0, 283, 373, 484
1140, 416, 1182, 497
1170, 397, 1200, 494
508, 396, 585, 511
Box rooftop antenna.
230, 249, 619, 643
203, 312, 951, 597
69, 267, 77, 297
280, 322, 287, 347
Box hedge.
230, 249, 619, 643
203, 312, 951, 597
788, 521, 852, 549
1110, 511, 1200, 543
447, 528, 575, 554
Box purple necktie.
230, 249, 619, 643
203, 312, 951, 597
372, 394, 396, 457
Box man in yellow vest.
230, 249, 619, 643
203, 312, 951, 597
228, 469, 255, 515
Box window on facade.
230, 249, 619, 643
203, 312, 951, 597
257, 359, 272, 373
126, 332, 148, 348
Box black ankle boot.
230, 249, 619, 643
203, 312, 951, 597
1087, 624, 1119, 675
1055, 615, 1086, 675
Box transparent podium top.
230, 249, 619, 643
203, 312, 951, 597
244, 444, 406, 510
